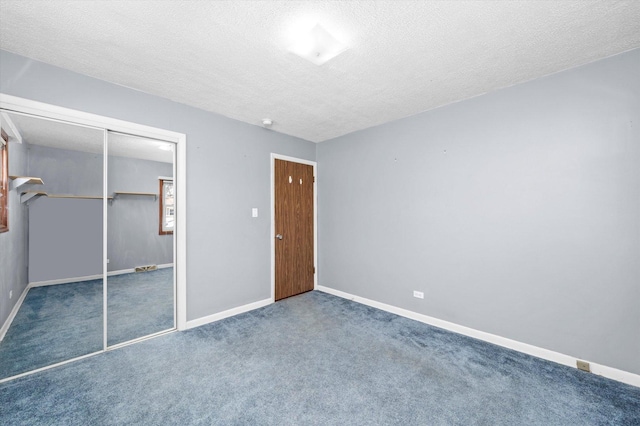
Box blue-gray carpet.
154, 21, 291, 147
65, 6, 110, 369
107, 267, 174, 346
0, 268, 174, 379
1, 291, 638, 425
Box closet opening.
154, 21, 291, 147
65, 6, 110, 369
0, 94, 186, 382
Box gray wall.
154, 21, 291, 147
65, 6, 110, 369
26, 143, 173, 281
318, 49, 640, 375
0, 138, 28, 331
25, 143, 103, 282
27, 143, 103, 197
29, 198, 102, 282
0, 49, 316, 321
108, 154, 173, 272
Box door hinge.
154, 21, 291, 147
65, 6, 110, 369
313, 266, 316, 274
313, 176, 315, 183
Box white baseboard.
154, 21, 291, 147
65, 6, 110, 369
0, 285, 30, 342
589, 362, 640, 387
317, 285, 640, 388
106, 269, 135, 277
29, 273, 105, 287
186, 298, 272, 330
29, 264, 175, 287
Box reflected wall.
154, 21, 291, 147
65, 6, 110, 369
0, 112, 104, 379
106, 132, 175, 346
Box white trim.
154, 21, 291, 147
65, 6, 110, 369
270, 154, 318, 303
0, 110, 23, 143
29, 274, 104, 287
317, 285, 640, 388
107, 269, 135, 277
186, 298, 272, 329
106, 328, 175, 351
589, 363, 640, 387
175, 132, 187, 330
27, 264, 176, 287
168, 143, 177, 331
0, 350, 103, 385
0, 94, 184, 143
103, 129, 108, 351
0, 328, 177, 384
270, 154, 317, 167
0, 93, 187, 335
0, 285, 30, 342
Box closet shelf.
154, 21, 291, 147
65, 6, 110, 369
112, 191, 157, 201
10, 176, 44, 190
48, 195, 113, 200
20, 192, 112, 203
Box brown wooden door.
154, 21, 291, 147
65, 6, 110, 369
275, 159, 314, 301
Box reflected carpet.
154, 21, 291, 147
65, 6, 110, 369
0, 268, 173, 379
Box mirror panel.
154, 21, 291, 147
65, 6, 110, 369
106, 132, 175, 346
0, 111, 104, 379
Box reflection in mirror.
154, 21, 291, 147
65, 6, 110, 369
159, 178, 174, 235
0, 129, 8, 233
0, 111, 104, 379
107, 132, 175, 347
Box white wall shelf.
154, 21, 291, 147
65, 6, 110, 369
20, 192, 112, 203
10, 176, 43, 190
49, 195, 112, 200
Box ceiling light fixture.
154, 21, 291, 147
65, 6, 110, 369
288, 23, 348, 66
262, 118, 273, 128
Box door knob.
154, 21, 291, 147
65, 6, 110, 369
276, 234, 283, 240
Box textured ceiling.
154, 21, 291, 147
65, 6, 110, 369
1, 1, 639, 143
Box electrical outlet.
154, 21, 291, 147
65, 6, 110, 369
413, 291, 424, 299
577, 360, 591, 372
9, 290, 12, 299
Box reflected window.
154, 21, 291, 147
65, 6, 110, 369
0, 129, 8, 233
159, 178, 174, 235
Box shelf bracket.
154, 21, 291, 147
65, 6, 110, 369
10, 176, 44, 191
20, 191, 47, 203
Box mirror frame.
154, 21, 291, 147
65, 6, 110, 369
159, 178, 174, 235
0, 128, 7, 233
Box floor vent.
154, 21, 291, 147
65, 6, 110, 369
135, 265, 158, 273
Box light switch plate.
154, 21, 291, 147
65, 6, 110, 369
252, 208, 258, 218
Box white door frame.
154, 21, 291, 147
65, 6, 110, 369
270, 153, 318, 302
0, 94, 188, 333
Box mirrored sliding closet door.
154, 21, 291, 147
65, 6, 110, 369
1, 101, 180, 381
106, 132, 175, 347
0, 112, 104, 379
